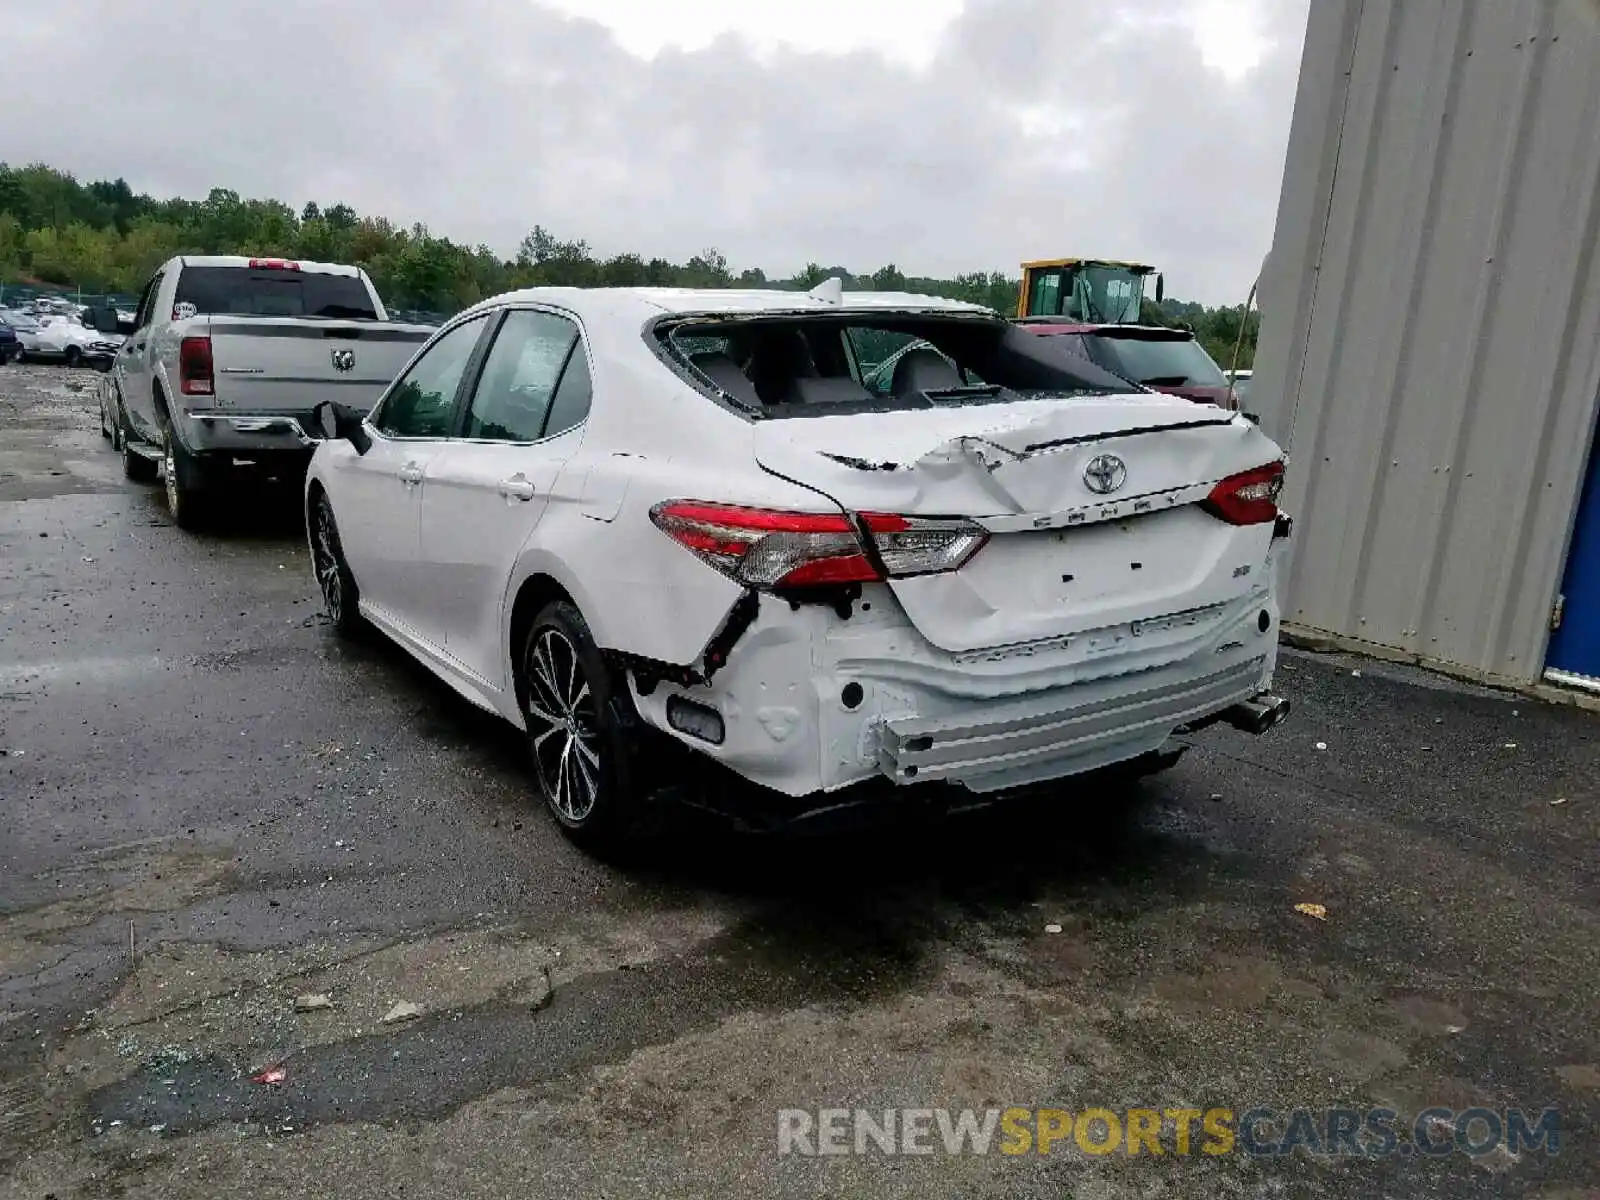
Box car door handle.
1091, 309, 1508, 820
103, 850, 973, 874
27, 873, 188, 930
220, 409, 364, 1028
498, 474, 536, 501
399, 462, 424, 485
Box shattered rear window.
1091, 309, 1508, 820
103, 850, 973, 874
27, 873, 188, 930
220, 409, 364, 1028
654, 313, 1133, 419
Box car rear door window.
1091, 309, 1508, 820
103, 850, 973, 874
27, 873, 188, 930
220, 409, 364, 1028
463, 310, 584, 442
373, 315, 488, 438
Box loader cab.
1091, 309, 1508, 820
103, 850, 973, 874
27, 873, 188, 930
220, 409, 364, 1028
1017, 259, 1162, 325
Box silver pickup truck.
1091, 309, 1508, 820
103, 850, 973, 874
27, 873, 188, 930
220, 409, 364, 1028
111, 255, 435, 528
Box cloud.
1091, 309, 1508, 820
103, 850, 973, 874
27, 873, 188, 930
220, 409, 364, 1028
3, 0, 1308, 303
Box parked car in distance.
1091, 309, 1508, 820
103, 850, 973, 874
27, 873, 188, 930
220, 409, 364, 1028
1228, 368, 1253, 407
0, 314, 19, 365
1017, 320, 1234, 405
23, 296, 81, 318
0, 310, 45, 360
306, 285, 1294, 851
19, 309, 123, 368
1, 308, 40, 343
111, 256, 436, 529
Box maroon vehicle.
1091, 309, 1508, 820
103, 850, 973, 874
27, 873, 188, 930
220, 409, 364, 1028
1017, 320, 1233, 405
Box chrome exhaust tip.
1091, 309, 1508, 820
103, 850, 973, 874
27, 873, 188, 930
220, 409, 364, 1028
1221, 694, 1292, 736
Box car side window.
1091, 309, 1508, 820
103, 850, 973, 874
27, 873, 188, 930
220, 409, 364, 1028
462, 310, 582, 442
373, 315, 488, 438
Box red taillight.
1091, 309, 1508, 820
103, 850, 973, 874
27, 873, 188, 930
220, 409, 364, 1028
178, 335, 214, 396
650, 502, 987, 590
248, 258, 300, 271
1203, 461, 1285, 525
859, 511, 988, 577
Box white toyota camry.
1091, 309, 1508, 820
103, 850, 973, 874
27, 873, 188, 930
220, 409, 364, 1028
305, 283, 1293, 846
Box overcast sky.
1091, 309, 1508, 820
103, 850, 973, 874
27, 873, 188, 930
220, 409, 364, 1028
7, 0, 1309, 304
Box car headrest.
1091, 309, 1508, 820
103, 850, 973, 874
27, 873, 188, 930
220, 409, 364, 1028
890, 346, 964, 396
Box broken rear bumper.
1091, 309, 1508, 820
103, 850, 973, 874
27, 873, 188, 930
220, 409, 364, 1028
875, 657, 1268, 793
626, 581, 1283, 800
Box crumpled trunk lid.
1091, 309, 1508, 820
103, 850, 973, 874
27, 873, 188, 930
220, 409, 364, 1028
752, 394, 1284, 654
1157, 384, 1232, 406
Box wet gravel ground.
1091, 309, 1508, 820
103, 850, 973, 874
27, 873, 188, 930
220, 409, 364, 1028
1, 359, 1598, 1199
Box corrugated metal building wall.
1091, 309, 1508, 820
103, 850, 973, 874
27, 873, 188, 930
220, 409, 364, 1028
1252, 0, 1600, 686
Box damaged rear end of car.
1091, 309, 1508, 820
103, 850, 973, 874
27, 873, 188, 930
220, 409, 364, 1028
624, 302, 1293, 815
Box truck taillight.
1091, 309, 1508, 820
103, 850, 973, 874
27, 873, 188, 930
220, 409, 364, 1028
178, 336, 214, 396
248, 258, 300, 271
1202, 461, 1285, 525
650, 502, 987, 590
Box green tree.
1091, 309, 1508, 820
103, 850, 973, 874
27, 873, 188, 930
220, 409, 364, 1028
870, 264, 905, 291
0, 160, 1259, 365
792, 262, 829, 289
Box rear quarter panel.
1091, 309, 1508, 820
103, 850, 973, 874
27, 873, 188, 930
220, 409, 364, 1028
504, 437, 811, 667
499, 352, 844, 668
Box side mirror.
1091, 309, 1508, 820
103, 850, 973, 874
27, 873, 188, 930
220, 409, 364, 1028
312, 399, 372, 455
1154, 274, 1165, 304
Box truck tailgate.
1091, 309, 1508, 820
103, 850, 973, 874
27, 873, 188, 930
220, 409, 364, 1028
205, 318, 433, 412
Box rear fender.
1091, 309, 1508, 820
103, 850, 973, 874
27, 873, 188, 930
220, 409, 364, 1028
501, 516, 744, 686
503, 451, 832, 674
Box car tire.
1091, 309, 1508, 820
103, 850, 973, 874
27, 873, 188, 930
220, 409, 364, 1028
521, 601, 643, 848
161, 419, 206, 531
63, 346, 81, 369
309, 491, 364, 638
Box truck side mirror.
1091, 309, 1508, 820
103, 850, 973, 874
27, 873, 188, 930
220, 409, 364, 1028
1154, 274, 1164, 304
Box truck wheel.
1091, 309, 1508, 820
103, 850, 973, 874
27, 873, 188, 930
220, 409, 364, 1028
161, 422, 207, 531
310, 492, 364, 638
63, 346, 81, 369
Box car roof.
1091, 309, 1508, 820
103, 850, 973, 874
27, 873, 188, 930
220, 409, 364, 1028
458, 286, 995, 324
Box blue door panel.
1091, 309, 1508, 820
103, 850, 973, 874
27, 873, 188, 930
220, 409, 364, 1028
1548, 424, 1600, 678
